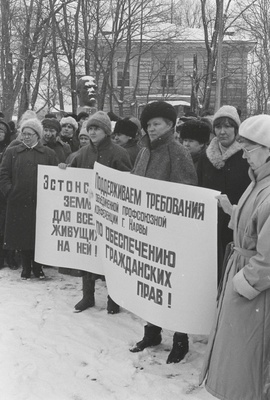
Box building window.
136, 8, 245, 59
160, 61, 175, 88
139, 60, 152, 87
117, 61, 130, 87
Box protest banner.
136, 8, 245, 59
35, 165, 101, 274
93, 163, 219, 334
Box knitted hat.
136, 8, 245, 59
180, 119, 210, 144
78, 123, 91, 139
213, 105, 241, 127
60, 116, 78, 131
140, 101, 177, 133
20, 118, 43, 138
86, 111, 111, 135
42, 118, 61, 134
239, 115, 270, 147
113, 118, 138, 138
0, 120, 10, 135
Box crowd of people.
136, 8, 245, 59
0, 101, 269, 400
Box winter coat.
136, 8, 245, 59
60, 134, 79, 153
0, 131, 12, 236
0, 142, 58, 250
191, 147, 206, 170
40, 137, 72, 163
70, 136, 132, 171
61, 135, 131, 277
132, 130, 197, 184
197, 137, 250, 281
200, 161, 270, 400
121, 139, 140, 166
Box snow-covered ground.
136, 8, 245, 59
0, 266, 215, 400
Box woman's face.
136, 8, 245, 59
183, 139, 204, 156
240, 138, 270, 170
147, 118, 172, 142
214, 119, 236, 148
21, 127, 38, 147
88, 125, 106, 145
43, 127, 57, 144
79, 134, 90, 147
61, 124, 74, 138
114, 133, 131, 146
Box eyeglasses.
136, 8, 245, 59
21, 132, 37, 138
242, 145, 262, 154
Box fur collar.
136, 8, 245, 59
206, 137, 242, 169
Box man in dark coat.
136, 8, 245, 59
130, 101, 197, 364
0, 118, 58, 279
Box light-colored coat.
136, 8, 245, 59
200, 161, 270, 400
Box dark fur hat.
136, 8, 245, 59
113, 118, 138, 138
140, 101, 177, 133
42, 118, 62, 134
180, 119, 211, 144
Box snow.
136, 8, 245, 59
0, 266, 215, 400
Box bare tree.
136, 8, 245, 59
0, 0, 23, 120
235, 0, 270, 113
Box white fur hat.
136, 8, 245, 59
60, 116, 78, 131
213, 105, 241, 127
239, 114, 270, 147
20, 118, 43, 138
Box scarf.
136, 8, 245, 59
206, 137, 242, 169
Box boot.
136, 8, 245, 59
6, 250, 19, 270
21, 251, 32, 280
107, 295, 120, 314
166, 332, 189, 364
129, 324, 162, 353
33, 262, 45, 279
74, 273, 95, 311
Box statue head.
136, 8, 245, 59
76, 76, 97, 107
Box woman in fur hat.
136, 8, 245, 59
197, 105, 250, 284
41, 118, 72, 163
180, 119, 211, 169
200, 114, 270, 400
130, 101, 197, 364
60, 116, 79, 152
0, 118, 58, 279
113, 118, 140, 165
